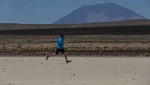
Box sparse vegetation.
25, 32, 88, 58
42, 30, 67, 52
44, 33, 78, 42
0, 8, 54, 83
0, 35, 150, 56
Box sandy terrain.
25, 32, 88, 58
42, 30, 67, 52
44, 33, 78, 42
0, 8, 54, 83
0, 56, 150, 85
1, 35, 150, 56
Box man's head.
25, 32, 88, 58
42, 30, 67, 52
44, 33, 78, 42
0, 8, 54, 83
60, 34, 65, 39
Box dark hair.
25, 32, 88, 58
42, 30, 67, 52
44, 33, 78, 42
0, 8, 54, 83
60, 34, 65, 37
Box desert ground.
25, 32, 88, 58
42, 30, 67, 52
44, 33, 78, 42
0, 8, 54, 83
1, 35, 150, 56
0, 34, 150, 85
0, 56, 150, 85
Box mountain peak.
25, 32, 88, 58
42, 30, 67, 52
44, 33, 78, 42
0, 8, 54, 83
54, 3, 145, 24
104, 2, 116, 5
81, 2, 117, 8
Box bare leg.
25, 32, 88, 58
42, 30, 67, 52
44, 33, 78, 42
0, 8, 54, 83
64, 53, 71, 63
46, 52, 71, 63
46, 53, 56, 60
64, 53, 68, 61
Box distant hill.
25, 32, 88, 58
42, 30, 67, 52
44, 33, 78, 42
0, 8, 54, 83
1, 19, 150, 35
54, 3, 145, 24
0, 19, 150, 30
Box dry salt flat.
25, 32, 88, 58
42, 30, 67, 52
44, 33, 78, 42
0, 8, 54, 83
0, 56, 150, 85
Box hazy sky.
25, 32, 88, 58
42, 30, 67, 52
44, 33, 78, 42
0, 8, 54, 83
0, 0, 150, 24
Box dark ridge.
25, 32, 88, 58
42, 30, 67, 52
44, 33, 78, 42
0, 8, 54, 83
0, 25, 150, 35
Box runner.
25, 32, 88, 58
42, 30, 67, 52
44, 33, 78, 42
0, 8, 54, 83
46, 34, 71, 63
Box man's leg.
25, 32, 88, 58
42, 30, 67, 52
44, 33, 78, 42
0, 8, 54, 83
46, 49, 59, 60
46, 53, 55, 60
60, 49, 71, 63
63, 52, 71, 63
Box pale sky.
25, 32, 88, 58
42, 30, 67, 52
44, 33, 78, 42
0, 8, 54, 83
0, 0, 149, 24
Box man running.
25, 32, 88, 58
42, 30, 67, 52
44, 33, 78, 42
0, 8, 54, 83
46, 34, 71, 63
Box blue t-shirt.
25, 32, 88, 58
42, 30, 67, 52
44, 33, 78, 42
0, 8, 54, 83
57, 36, 64, 49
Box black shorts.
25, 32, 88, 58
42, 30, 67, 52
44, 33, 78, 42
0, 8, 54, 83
55, 49, 65, 55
